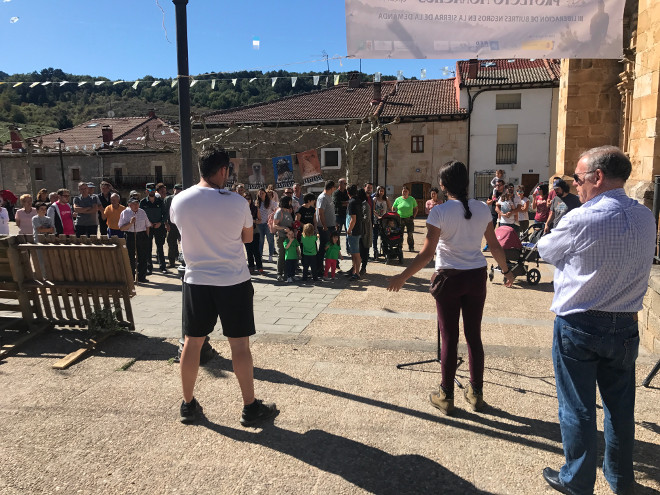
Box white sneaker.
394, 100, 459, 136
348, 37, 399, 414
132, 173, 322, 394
286, 277, 294, 283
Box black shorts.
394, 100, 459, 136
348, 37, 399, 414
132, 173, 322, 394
182, 280, 256, 338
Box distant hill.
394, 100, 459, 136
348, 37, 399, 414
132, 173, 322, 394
0, 68, 400, 142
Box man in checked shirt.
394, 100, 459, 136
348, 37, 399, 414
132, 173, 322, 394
538, 146, 655, 495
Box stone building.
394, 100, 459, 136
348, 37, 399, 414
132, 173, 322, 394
199, 77, 468, 210
1, 113, 181, 199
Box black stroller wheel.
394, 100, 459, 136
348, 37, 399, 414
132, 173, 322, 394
527, 268, 541, 285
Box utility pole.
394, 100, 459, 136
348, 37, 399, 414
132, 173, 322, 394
173, 0, 194, 189
56, 138, 66, 188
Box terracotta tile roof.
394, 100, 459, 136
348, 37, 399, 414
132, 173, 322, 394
456, 59, 560, 87
204, 79, 465, 125
2, 116, 179, 153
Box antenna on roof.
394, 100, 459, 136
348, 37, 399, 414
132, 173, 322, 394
441, 66, 455, 78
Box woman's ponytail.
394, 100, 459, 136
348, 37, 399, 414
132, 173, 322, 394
438, 160, 472, 220
458, 192, 472, 219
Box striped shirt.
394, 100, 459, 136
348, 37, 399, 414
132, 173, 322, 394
118, 207, 152, 233
537, 188, 656, 316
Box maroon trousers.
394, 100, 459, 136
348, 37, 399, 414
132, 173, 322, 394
434, 266, 487, 392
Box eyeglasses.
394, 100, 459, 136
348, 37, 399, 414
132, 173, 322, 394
572, 171, 594, 184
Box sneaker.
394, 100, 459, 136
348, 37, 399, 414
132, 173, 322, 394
137, 277, 149, 283
429, 387, 455, 415
180, 398, 203, 423
464, 383, 485, 411
240, 399, 278, 427
277, 275, 285, 282
350, 273, 360, 281
161, 266, 169, 273
286, 277, 294, 283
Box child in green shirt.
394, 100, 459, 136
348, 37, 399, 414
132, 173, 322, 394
324, 232, 341, 279
300, 223, 320, 282
283, 229, 300, 283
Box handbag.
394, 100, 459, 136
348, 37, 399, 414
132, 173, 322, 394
429, 268, 460, 299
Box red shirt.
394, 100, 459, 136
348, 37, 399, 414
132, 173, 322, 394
57, 202, 75, 235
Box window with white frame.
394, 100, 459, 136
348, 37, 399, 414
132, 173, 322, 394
320, 148, 341, 169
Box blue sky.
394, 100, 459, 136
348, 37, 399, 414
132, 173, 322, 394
1, 0, 457, 81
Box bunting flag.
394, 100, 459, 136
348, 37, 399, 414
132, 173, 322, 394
190, 79, 198, 87
13, 82, 22, 87
232, 78, 237, 86
421, 69, 427, 79
252, 37, 260, 50
29, 82, 39, 88
151, 80, 161, 87
78, 81, 87, 86
95, 81, 105, 86
291, 76, 297, 87
397, 70, 404, 81
42, 82, 51, 86
211, 79, 216, 89
374, 72, 381, 82
171, 79, 178, 88
271, 77, 277, 87
132, 81, 140, 89
59, 81, 68, 87
249, 78, 257, 83
313, 75, 319, 85
334, 75, 340, 85
113, 80, 123, 85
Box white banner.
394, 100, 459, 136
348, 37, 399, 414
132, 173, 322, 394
345, 0, 625, 60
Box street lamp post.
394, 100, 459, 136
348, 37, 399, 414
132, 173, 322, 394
381, 127, 392, 194
173, 0, 194, 189
56, 138, 66, 188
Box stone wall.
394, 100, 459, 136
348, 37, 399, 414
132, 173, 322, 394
625, 0, 660, 207
640, 265, 660, 353
554, 59, 623, 178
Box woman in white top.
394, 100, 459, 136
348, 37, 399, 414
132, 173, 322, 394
255, 188, 277, 261
516, 186, 530, 233
388, 161, 514, 415
15, 194, 38, 235
0, 204, 8, 235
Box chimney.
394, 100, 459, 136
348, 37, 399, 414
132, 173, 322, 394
348, 72, 361, 89
372, 82, 382, 102
9, 126, 24, 150
148, 109, 156, 118
102, 125, 113, 145
467, 59, 478, 80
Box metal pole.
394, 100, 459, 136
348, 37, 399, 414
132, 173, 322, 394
173, 0, 194, 189
653, 176, 660, 226
383, 142, 388, 195
58, 141, 66, 188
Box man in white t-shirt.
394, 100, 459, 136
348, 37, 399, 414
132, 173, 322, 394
170, 145, 278, 426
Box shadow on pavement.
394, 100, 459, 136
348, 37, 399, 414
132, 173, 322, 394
200, 421, 493, 495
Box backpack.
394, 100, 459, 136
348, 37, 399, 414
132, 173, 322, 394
268, 208, 278, 234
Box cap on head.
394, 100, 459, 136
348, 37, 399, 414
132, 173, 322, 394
87, 182, 95, 188
174, 184, 183, 190
128, 197, 140, 204
145, 182, 156, 191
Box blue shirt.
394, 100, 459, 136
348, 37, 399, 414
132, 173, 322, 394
537, 188, 655, 316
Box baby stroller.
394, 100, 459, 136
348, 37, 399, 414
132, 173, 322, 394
489, 225, 542, 285
379, 211, 404, 264
519, 222, 544, 244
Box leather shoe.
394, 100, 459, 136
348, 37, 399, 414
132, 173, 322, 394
543, 468, 579, 495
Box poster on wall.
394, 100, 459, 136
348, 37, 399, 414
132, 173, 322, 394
226, 158, 243, 189
272, 155, 294, 189
345, 0, 625, 60
296, 150, 324, 186
247, 160, 267, 191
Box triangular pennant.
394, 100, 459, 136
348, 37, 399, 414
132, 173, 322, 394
42, 81, 51, 86
334, 75, 340, 85
211, 79, 216, 89
249, 78, 257, 83
271, 77, 277, 87
132, 81, 140, 89
95, 80, 105, 86
397, 70, 403, 81
421, 68, 427, 79
13, 82, 23, 87
59, 81, 68, 87
313, 75, 319, 85
171, 79, 178, 88
118, 139, 124, 145
152, 80, 161, 87
232, 78, 237, 86
113, 80, 123, 85
190, 79, 198, 87
78, 81, 88, 86
291, 77, 297, 88
83, 145, 87, 151
29, 82, 40, 88
374, 72, 381, 82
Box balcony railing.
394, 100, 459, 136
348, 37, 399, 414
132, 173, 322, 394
101, 175, 178, 190
496, 144, 517, 164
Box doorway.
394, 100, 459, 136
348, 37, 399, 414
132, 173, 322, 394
521, 174, 540, 196
403, 181, 431, 215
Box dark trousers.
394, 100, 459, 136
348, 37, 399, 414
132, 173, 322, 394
401, 216, 415, 249
148, 224, 167, 270
317, 227, 335, 277
359, 242, 369, 271
126, 231, 150, 279
372, 224, 381, 256
167, 224, 180, 265
335, 214, 346, 235
107, 228, 124, 239
245, 231, 263, 270
99, 218, 108, 236
75, 224, 98, 238
285, 259, 297, 279
302, 254, 317, 280
434, 267, 487, 392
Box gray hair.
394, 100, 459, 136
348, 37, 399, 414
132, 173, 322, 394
579, 145, 631, 181
110, 193, 120, 200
